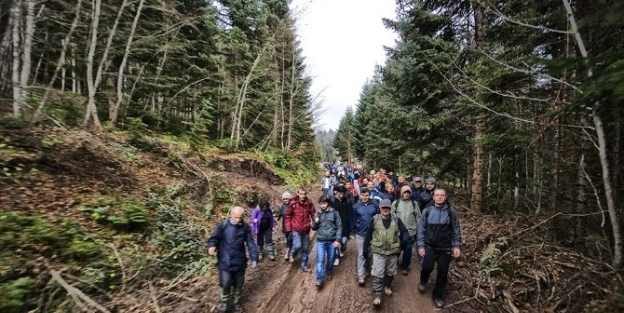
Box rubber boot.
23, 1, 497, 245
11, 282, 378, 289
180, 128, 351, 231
372, 276, 384, 300
267, 243, 275, 260
219, 288, 230, 312
232, 287, 244, 312
383, 274, 394, 296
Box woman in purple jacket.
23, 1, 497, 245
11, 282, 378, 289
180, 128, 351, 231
251, 199, 276, 260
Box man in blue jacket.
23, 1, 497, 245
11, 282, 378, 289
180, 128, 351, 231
350, 188, 380, 286
417, 189, 462, 309
207, 206, 259, 313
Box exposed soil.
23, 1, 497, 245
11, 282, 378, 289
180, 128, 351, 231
191, 192, 445, 313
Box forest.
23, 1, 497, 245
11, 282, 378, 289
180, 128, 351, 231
333, 0, 624, 270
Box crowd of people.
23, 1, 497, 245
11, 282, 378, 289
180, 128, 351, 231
206, 164, 463, 312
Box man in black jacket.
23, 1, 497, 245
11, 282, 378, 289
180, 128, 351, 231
207, 206, 259, 313
329, 185, 353, 266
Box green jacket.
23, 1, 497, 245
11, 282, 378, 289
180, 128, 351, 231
392, 199, 420, 236
364, 214, 410, 256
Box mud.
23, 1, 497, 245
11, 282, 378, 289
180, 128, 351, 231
200, 191, 448, 313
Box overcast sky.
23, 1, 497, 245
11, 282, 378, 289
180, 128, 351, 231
290, 0, 398, 131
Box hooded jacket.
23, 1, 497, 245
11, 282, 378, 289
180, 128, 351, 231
391, 185, 421, 236
207, 219, 258, 271
285, 196, 315, 234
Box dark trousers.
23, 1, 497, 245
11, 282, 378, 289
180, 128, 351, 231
401, 234, 416, 269
419, 246, 452, 299
257, 227, 273, 255
219, 270, 245, 304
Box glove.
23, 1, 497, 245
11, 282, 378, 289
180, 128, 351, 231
251, 261, 258, 269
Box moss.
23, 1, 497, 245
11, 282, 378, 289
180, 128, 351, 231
0, 277, 37, 312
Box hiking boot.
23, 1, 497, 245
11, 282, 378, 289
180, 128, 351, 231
326, 275, 332, 281
418, 283, 426, 293
401, 267, 409, 276
258, 252, 263, 261
268, 254, 275, 261
384, 287, 393, 296
333, 258, 340, 266
284, 252, 289, 260
434, 298, 444, 308
372, 298, 381, 306
233, 303, 244, 312
218, 302, 228, 313
358, 278, 365, 286
316, 280, 322, 288
289, 255, 295, 264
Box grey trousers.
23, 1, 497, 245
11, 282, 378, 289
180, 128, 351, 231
371, 253, 398, 298
355, 235, 370, 279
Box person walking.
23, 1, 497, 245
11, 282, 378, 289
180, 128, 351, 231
311, 196, 342, 288
328, 185, 353, 266
251, 199, 276, 261
350, 188, 379, 286
275, 191, 293, 260
417, 188, 462, 308
391, 185, 421, 275
418, 177, 438, 209
363, 199, 410, 307
285, 189, 316, 271
207, 206, 259, 313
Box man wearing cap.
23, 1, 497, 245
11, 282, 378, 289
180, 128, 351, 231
363, 199, 410, 307
276, 191, 293, 260
392, 185, 421, 275
419, 177, 438, 209
411, 176, 425, 209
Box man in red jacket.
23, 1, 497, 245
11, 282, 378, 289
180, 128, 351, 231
285, 188, 316, 271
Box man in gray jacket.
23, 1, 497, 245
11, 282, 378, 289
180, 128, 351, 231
392, 185, 421, 275
311, 196, 342, 287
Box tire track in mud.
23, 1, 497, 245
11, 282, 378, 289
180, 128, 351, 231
239, 187, 441, 313
243, 236, 439, 313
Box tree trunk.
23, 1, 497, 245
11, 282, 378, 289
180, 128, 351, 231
84, 0, 102, 129
18, 0, 36, 111
35, 0, 82, 120
562, 0, 622, 267
11, 0, 21, 117
110, 0, 145, 123
471, 120, 485, 213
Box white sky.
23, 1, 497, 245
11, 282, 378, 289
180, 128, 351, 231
290, 0, 398, 131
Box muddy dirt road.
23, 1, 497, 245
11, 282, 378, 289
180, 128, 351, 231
237, 231, 441, 313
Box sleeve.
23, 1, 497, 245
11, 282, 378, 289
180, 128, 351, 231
308, 202, 316, 218
269, 208, 276, 228
284, 203, 294, 232
206, 222, 222, 249
451, 209, 462, 249
245, 224, 258, 262
362, 218, 375, 256
350, 204, 358, 236
311, 211, 320, 231
334, 211, 343, 242
396, 218, 410, 245
391, 200, 398, 215
417, 208, 428, 248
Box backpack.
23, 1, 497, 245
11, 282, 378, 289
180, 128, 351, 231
391, 199, 419, 218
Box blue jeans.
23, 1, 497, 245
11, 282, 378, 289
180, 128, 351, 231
334, 236, 348, 261
290, 231, 310, 268
316, 241, 336, 282
401, 234, 416, 269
